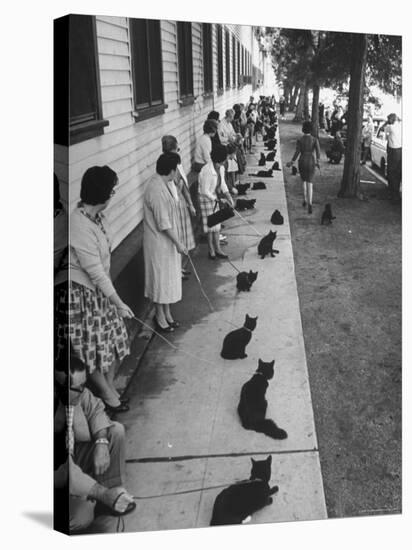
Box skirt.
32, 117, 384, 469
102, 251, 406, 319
199, 195, 220, 233
298, 152, 316, 182
176, 188, 196, 251
55, 282, 130, 374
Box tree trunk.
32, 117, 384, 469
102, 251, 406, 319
289, 85, 299, 112
338, 34, 368, 198
294, 82, 306, 121
303, 85, 310, 120
311, 83, 320, 137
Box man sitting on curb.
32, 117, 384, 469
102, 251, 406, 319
54, 355, 135, 533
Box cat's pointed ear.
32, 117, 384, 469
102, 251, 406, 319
270, 360, 275, 367
251, 458, 256, 465
267, 455, 272, 465
246, 314, 250, 321
258, 358, 263, 366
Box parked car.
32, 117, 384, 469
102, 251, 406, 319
370, 117, 388, 177
340, 116, 387, 173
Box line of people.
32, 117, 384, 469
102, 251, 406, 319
53, 94, 278, 533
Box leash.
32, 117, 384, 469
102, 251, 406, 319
115, 480, 243, 533
187, 253, 214, 312
226, 257, 241, 274
131, 482, 233, 500
232, 208, 263, 237
131, 315, 216, 367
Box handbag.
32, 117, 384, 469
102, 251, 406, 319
207, 199, 234, 228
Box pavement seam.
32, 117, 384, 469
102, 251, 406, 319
126, 448, 320, 463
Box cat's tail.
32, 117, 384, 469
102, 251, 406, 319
253, 419, 288, 439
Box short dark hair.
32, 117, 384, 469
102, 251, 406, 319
211, 144, 227, 164
203, 120, 218, 134
80, 166, 118, 205
207, 110, 220, 121
161, 135, 178, 153
302, 121, 313, 134
226, 143, 237, 155
156, 152, 181, 176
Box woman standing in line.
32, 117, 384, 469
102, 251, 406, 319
287, 121, 321, 214
143, 153, 188, 332
198, 145, 234, 260
55, 166, 133, 414
161, 135, 196, 280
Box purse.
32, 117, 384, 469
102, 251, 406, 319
207, 199, 234, 228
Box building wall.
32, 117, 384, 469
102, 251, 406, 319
54, 16, 274, 251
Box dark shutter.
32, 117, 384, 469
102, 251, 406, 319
54, 15, 108, 145
232, 35, 236, 87
202, 23, 213, 93
177, 22, 193, 99
217, 25, 223, 90
130, 18, 165, 116
225, 29, 230, 88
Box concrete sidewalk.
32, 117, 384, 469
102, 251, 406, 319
118, 130, 327, 532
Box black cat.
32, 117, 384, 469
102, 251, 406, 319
236, 270, 258, 292
321, 203, 336, 225
270, 210, 284, 225
210, 456, 279, 526
265, 151, 276, 161
258, 153, 266, 166
258, 230, 279, 259
249, 170, 273, 178
291, 166, 298, 175
238, 359, 288, 439
235, 182, 250, 196
221, 314, 257, 359
252, 181, 267, 190
272, 161, 281, 171
265, 139, 277, 150
264, 127, 276, 140
235, 198, 256, 211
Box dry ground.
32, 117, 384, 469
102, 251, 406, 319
279, 119, 401, 518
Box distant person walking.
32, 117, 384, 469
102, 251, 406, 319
383, 113, 402, 200
287, 121, 321, 214
279, 96, 286, 118
361, 115, 374, 164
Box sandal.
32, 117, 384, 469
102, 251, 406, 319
168, 320, 180, 328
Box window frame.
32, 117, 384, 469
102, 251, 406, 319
130, 18, 168, 123
54, 15, 109, 146
225, 28, 230, 89
217, 25, 224, 93
202, 23, 213, 95
177, 21, 194, 104
232, 34, 236, 89
237, 40, 241, 88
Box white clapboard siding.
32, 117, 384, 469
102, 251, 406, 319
55, 16, 271, 253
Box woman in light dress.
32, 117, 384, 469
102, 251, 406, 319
143, 153, 188, 333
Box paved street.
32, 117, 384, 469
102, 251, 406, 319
112, 130, 327, 532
